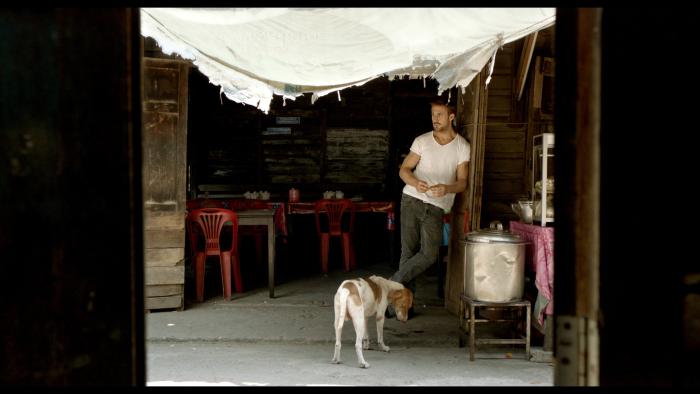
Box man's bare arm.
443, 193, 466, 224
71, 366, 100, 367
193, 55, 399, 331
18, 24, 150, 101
399, 151, 430, 193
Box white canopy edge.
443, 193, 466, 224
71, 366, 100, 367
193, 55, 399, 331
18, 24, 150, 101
141, 8, 555, 113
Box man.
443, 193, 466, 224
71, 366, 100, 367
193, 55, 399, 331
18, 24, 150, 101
387, 99, 470, 318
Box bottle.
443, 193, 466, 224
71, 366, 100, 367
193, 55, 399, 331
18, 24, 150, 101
387, 211, 395, 230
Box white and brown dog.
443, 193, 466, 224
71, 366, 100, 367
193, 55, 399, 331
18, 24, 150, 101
331, 275, 413, 368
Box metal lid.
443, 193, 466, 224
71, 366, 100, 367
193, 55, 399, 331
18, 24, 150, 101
466, 221, 525, 243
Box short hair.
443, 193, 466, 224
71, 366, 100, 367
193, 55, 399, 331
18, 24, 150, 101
430, 100, 456, 116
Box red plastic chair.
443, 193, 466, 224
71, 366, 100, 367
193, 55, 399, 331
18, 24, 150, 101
314, 199, 356, 273
186, 208, 242, 301
229, 199, 268, 266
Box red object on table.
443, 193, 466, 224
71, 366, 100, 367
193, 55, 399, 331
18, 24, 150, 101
314, 199, 356, 273
288, 200, 395, 230
187, 208, 242, 301
288, 188, 299, 203
509, 221, 554, 326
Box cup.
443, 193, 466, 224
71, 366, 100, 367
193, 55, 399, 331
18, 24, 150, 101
335, 190, 344, 199
288, 188, 299, 202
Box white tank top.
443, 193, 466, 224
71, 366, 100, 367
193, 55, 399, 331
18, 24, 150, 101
402, 131, 470, 211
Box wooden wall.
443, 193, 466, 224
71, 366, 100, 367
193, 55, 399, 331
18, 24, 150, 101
188, 73, 399, 200
480, 27, 555, 227
480, 42, 529, 225
187, 72, 451, 202
142, 55, 188, 311
444, 27, 555, 315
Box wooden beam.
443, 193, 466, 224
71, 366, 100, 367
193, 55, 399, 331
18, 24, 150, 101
516, 32, 538, 101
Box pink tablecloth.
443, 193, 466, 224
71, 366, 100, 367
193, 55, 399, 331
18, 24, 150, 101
509, 221, 554, 326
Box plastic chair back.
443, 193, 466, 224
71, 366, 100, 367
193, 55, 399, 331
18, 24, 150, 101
187, 208, 238, 255
314, 199, 356, 273
314, 199, 355, 236
186, 208, 242, 300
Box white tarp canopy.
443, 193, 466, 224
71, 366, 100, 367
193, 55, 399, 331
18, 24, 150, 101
141, 8, 555, 113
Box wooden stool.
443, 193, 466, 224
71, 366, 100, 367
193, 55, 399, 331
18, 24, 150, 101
458, 294, 531, 361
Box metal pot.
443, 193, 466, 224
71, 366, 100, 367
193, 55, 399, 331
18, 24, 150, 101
461, 221, 528, 302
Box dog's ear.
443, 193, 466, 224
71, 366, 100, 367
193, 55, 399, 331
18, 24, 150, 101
388, 289, 402, 302
404, 288, 414, 307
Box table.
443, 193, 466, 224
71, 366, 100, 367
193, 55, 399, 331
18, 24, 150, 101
508, 221, 554, 335
237, 209, 277, 298
287, 200, 396, 264
287, 201, 395, 226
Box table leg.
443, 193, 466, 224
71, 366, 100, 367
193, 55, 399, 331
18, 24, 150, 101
543, 314, 553, 351
526, 303, 531, 360
268, 218, 275, 298
469, 303, 476, 361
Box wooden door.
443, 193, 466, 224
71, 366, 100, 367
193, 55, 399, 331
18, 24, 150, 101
142, 57, 189, 310
444, 71, 488, 315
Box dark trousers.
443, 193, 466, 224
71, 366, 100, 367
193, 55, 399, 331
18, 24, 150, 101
390, 193, 443, 295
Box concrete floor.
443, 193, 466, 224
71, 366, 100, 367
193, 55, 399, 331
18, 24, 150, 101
145, 263, 553, 386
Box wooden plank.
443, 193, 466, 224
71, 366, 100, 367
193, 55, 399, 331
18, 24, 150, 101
485, 131, 527, 141
483, 172, 527, 180
145, 284, 184, 297
516, 32, 538, 101
145, 295, 183, 310
144, 228, 185, 249
145, 247, 184, 267
145, 266, 185, 285
325, 128, 389, 185
486, 76, 512, 91
484, 158, 526, 173
494, 44, 514, 70
198, 184, 237, 192
269, 174, 321, 183
486, 100, 513, 118
484, 151, 525, 160
142, 66, 179, 102
143, 202, 179, 215
144, 102, 178, 113
142, 111, 179, 203
143, 57, 187, 67
176, 61, 189, 213
144, 212, 185, 229
483, 179, 526, 195
533, 56, 544, 109
484, 139, 526, 153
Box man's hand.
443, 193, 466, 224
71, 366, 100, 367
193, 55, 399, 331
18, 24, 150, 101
415, 180, 430, 193
429, 184, 447, 197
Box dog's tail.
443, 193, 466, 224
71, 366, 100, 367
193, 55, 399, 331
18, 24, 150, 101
335, 284, 350, 328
